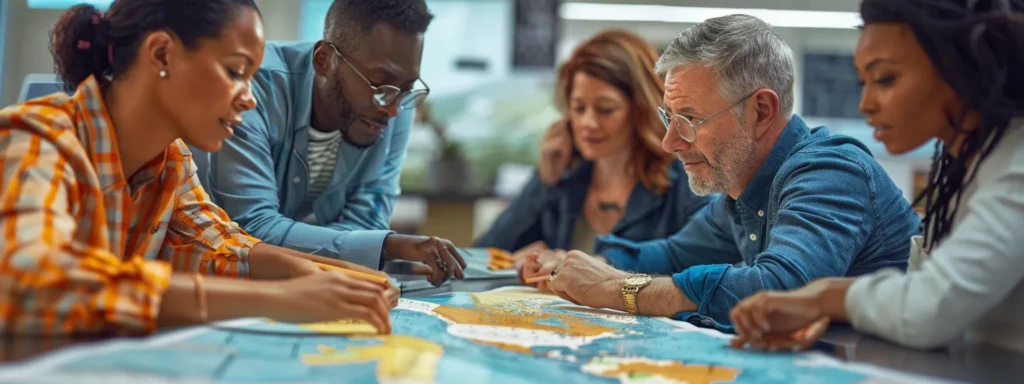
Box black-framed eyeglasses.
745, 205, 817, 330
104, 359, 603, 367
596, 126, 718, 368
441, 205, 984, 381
329, 43, 430, 110
657, 91, 757, 143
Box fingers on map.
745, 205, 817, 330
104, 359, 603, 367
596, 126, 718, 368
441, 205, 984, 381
18, 286, 915, 383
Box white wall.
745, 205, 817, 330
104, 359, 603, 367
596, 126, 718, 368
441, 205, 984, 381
1, 0, 862, 105
420, 0, 515, 98
561, 20, 861, 117
254, 0, 301, 41
0, 0, 929, 200
0, 0, 301, 106
1, 0, 61, 106
0, 0, 8, 98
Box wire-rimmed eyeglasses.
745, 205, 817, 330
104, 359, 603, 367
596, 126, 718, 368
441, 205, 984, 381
329, 43, 430, 110
657, 91, 757, 142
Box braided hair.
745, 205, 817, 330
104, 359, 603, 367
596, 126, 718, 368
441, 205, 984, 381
860, 0, 1024, 251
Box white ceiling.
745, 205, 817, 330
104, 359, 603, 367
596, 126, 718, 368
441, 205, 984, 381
562, 0, 858, 13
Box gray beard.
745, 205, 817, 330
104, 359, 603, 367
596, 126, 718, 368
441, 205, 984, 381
685, 123, 757, 196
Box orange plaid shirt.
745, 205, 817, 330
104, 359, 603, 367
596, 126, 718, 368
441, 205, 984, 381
0, 76, 260, 335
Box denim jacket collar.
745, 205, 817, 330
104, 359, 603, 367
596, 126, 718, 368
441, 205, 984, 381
729, 115, 811, 215
292, 49, 318, 134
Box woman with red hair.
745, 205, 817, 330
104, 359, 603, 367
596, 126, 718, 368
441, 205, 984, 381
476, 30, 709, 267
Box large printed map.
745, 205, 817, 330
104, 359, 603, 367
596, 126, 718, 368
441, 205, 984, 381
0, 287, 940, 383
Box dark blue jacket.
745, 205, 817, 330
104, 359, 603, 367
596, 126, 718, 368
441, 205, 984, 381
475, 161, 711, 251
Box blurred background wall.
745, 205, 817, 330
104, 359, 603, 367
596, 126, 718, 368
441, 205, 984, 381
0, 0, 931, 245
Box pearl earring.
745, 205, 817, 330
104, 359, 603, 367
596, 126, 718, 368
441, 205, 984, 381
159, 70, 168, 78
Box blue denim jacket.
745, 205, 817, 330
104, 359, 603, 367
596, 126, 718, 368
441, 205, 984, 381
190, 41, 412, 269
475, 161, 710, 251
598, 115, 921, 328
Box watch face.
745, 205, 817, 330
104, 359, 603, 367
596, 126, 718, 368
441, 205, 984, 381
625, 275, 650, 285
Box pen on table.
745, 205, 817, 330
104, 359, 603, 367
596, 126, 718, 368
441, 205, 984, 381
315, 262, 389, 286
523, 274, 552, 284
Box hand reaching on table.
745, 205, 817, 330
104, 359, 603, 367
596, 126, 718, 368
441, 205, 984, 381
385, 282, 400, 308
728, 279, 852, 352
266, 271, 392, 334
384, 234, 467, 287
519, 249, 567, 291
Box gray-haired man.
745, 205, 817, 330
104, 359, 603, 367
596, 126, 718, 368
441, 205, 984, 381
532, 14, 921, 329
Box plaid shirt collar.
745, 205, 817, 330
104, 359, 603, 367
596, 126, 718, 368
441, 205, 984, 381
71, 76, 170, 193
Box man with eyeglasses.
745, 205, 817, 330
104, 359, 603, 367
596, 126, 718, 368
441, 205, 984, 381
526, 15, 921, 329
191, 0, 467, 287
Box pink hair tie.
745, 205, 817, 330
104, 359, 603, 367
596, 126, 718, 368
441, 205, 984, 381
77, 40, 92, 50
90, 14, 100, 25
108, 45, 114, 65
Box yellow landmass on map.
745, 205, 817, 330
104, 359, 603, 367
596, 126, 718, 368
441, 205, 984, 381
301, 336, 443, 382
584, 358, 740, 384
469, 287, 564, 307
432, 288, 616, 338
469, 339, 534, 354
298, 318, 378, 334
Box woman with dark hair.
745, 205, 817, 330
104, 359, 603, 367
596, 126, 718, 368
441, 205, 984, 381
729, 0, 1024, 352
0, 0, 392, 335
475, 30, 709, 267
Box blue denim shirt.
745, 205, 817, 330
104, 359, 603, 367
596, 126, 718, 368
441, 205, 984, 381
597, 115, 921, 328
475, 161, 710, 251
190, 41, 412, 269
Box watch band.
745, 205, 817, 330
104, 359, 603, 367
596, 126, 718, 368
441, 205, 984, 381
622, 273, 652, 315
624, 284, 641, 314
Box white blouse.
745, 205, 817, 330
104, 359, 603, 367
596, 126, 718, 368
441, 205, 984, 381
845, 120, 1024, 352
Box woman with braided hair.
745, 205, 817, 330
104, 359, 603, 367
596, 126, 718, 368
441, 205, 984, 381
729, 0, 1024, 352
0, 0, 395, 335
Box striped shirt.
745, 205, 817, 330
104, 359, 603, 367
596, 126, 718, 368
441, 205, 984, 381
0, 76, 258, 335
305, 126, 342, 203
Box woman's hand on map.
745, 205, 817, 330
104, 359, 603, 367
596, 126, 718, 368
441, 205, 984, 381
728, 278, 853, 352
384, 234, 467, 286
267, 270, 392, 334
537, 119, 574, 185
519, 249, 567, 290
385, 283, 400, 308
730, 317, 830, 352
546, 250, 630, 309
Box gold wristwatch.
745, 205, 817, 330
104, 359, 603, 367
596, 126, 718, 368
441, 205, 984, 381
622, 273, 653, 314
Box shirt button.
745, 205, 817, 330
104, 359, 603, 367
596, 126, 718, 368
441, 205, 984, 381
150, 227, 159, 234
757, 210, 765, 217
293, 177, 301, 184
749, 234, 757, 241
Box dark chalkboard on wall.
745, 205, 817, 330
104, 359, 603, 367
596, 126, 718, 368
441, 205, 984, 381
512, 0, 560, 70
802, 53, 862, 118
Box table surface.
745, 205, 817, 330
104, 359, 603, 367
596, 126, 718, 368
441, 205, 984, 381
3, 278, 1022, 384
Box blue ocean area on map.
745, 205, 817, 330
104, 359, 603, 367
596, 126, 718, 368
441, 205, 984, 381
0, 287, 926, 383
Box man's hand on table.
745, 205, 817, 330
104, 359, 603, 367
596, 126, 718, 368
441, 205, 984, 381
383, 234, 467, 287
519, 249, 566, 290
546, 251, 631, 311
